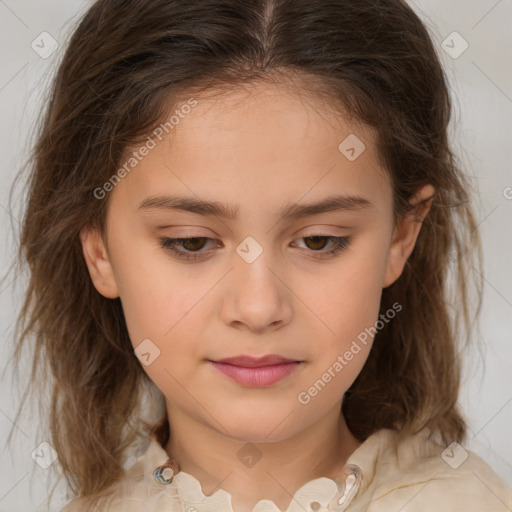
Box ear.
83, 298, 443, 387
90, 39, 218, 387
382, 184, 435, 289
79, 225, 119, 299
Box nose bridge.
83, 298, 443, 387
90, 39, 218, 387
221, 234, 292, 331
234, 234, 281, 300
236, 230, 289, 282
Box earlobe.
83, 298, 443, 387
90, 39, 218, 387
80, 226, 119, 299
382, 184, 435, 289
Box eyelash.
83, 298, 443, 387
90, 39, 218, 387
157, 235, 351, 261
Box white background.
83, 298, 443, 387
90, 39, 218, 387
0, 1, 511, 510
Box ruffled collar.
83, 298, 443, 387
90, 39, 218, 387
123, 429, 393, 512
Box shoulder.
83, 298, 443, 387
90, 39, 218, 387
59, 488, 124, 512
347, 428, 512, 512
59, 496, 93, 512
59, 434, 181, 512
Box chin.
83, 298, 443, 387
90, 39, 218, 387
214, 407, 304, 444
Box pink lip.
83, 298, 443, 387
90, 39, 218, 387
209, 355, 303, 387
210, 361, 302, 387
214, 354, 298, 367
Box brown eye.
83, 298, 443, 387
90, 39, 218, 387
303, 236, 330, 251
158, 237, 219, 261
158, 234, 351, 262
292, 235, 351, 259
180, 237, 208, 251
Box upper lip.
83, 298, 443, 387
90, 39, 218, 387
211, 354, 300, 367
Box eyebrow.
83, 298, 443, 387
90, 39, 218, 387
138, 193, 372, 220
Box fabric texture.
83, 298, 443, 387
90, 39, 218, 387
60, 427, 512, 512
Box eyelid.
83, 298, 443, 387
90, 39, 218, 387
157, 233, 351, 262
161, 225, 349, 238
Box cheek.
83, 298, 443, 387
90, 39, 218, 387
115, 265, 205, 396
295, 241, 387, 394
109, 240, 205, 370
302, 243, 386, 345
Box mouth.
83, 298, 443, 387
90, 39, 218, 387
208, 354, 303, 387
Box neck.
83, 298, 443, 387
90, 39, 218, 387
164, 402, 361, 512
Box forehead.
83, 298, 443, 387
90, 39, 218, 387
163, 81, 374, 162
111, 81, 391, 221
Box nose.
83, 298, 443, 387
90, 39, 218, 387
220, 251, 293, 334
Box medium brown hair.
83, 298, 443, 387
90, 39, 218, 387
7, 0, 483, 505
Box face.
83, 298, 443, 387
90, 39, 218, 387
81, 81, 432, 443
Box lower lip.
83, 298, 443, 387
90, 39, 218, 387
210, 361, 302, 387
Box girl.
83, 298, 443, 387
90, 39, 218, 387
8, 0, 511, 511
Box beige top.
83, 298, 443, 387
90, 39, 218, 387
61, 427, 511, 512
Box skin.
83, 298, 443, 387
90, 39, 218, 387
81, 80, 434, 512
